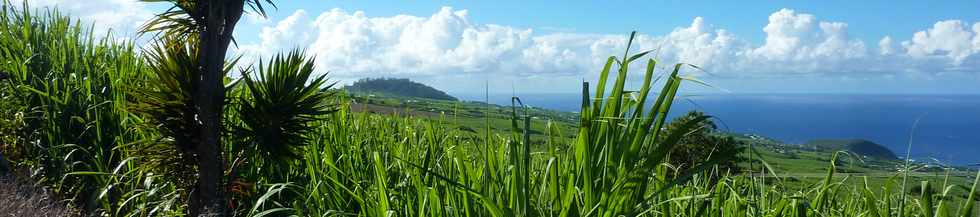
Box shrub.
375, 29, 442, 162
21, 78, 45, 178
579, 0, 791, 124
663, 111, 743, 175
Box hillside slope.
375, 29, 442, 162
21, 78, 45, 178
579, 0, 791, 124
804, 139, 898, 160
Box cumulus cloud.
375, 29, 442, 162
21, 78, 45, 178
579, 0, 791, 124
238, 8, 543, 78
743, 9, 867, 74
10, 0, 153, 37
879, 36, 895, 55
901, 20, 980, 64
633, 17, 743, 74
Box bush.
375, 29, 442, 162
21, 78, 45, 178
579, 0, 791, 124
663, 111, 743, 175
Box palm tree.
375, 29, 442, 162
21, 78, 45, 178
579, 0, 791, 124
140, 0, 276, 216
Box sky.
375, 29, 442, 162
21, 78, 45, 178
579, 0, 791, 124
11, 0, 980, 95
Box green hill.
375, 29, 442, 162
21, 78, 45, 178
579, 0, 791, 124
345, 78, 458, 101
804, 139, 898, 160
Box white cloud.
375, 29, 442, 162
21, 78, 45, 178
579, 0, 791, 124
11, 0, 153, 38
973, 23, 980, 51
742, 9, 867, 74
902, 20, 979, 64
237, 7, 545, 79
234, 7, 980, 92
750, 9, 820, 61
636, 17, 743, 74
235, 8, 752, 83
879, 36, 895, 55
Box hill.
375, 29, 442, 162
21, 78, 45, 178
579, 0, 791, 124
804, 139, 898, 160
345, 78, 458, 101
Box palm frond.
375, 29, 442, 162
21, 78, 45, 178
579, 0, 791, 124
140, 0, 277, 41
128, 35, 201, 155
139, 0, 201, 39
245, 0, 277, 18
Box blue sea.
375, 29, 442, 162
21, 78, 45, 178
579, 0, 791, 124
459, 93, 980, 166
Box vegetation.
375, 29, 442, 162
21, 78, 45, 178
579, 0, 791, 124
663, 111, 743, 175
139, 0, 280, 214
347, 87, 580, 146
0, 1, 978, 217
346, 77, 459, 101
0, 4, 150, 214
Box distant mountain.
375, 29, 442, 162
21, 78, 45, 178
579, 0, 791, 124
804, 139, 898, 160
345, 78, 458, 101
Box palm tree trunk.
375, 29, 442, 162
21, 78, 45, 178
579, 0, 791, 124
189, 1, 245, 216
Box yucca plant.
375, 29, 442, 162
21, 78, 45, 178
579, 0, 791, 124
236, 49, 337, 178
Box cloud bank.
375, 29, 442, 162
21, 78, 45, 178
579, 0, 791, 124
235, 7, 980, 88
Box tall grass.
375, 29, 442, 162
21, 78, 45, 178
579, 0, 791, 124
1, 2, 979, 217
0, 2, 189, 215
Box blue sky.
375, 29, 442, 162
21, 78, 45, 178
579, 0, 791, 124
237, 0, 979, 44
17, 0, 980, 95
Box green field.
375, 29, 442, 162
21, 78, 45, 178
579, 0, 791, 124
347, 91, 980, 193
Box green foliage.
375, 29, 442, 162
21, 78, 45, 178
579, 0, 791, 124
663, 111, 743, 175
130, 36, 201, 156
0, 70, 24, 163
140, 0, 283, 215
0, 3, 182, 215
346, 77, 459, 101
237, 49, 338, 177
128, 34, 244, 197
140, 0, 276, 39
564, 31, 705, 216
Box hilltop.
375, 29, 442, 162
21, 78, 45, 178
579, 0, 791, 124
804, 139, 899, 160
344, 78, 458, 101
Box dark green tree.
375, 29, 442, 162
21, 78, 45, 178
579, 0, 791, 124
663, 111, 743, 175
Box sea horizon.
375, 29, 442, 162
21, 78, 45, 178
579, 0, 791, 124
458, 92, 980, 166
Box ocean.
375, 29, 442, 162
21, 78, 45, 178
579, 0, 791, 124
458, 93, 980, 166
